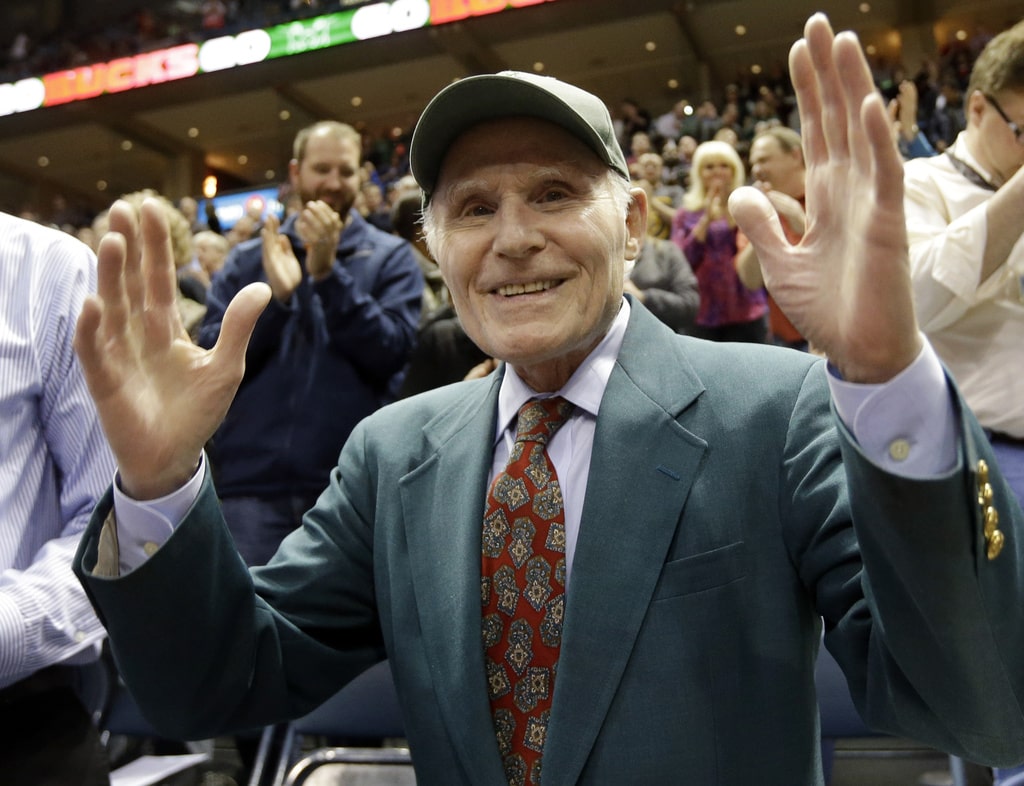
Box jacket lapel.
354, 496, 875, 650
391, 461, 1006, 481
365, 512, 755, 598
399, 375, 508, 783
543, 303, 709, 785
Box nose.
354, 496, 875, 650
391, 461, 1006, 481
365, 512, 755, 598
323, 168, 344, 191
491, 199, 546, 259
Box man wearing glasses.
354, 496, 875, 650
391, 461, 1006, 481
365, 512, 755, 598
904, 22, 1024, 521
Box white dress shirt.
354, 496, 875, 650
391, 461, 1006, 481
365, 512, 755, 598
904, 132, 1024, 437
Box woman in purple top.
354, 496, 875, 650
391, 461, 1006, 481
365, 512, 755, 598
671, 140, 768, 342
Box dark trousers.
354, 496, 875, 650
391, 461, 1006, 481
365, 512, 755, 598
0, 668, 110, 785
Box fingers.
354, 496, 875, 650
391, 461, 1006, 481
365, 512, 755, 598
106, 201, 144, 315
95, 230, 129, 337
73, 297, 109, 396
834, 31, 876, 173
802, 15, 848, 162
728, 186, 788, 273
212, 282, 272, 371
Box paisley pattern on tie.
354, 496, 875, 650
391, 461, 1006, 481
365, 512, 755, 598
481, 396, 574, 786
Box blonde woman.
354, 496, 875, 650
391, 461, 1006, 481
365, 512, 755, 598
670, 140, 768, 342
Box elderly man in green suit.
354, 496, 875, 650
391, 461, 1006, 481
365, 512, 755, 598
72, 15, 1023, 785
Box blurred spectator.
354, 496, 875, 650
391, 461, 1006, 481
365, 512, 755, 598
633, 152, 683, 239
197, 119, 422, 567
653, 99, 690, 141
889, 79, 937, 159
192, 229, 230, 288
614, 97, 650, 150
360, 180, 392, 232
671, 140, 767, 342
736, 126, 808, 350
623, 235, 699, 333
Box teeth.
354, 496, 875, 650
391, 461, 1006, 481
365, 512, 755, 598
498, 280, 556, 297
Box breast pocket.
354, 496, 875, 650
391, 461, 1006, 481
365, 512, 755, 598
652, 540, 748, 601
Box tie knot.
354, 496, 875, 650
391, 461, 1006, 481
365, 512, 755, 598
514, 397, 574, 445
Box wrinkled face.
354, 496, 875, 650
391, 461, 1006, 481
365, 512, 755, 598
969, 89, 1024, 185
749, 136, 803, 197
290, 131, 362, 217
429, 117, 644, 391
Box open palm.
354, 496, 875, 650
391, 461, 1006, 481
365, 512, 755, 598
730, 15, 921, 383
74, 199, 270, 499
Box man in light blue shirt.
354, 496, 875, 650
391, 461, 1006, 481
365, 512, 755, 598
0, 211, 116, 783
72, 15, 1023, 785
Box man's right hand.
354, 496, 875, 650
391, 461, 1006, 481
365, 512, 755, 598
74, 199, 270, 500
261, 212, 303, 302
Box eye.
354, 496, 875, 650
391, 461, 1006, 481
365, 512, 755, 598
541, 189, 567, 203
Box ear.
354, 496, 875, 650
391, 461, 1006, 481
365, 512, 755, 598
625, 187, 647, 260
288, 158, 300, 186
967, 90, 987, 128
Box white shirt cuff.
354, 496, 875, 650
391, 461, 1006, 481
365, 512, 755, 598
828, 338, 958, 478
112, 454, 206, 573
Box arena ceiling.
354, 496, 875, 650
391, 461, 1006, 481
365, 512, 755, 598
0, 0, 1019, 215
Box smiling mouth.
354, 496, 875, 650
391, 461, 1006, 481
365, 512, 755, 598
496, 280, 559, 297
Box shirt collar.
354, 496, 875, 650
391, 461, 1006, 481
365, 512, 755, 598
494, 298, 631, 443
951, 132, 998, 187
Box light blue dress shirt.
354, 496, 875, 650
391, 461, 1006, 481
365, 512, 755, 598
0, 213, 116, 688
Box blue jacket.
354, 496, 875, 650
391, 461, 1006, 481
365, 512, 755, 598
198, 211, 422, 497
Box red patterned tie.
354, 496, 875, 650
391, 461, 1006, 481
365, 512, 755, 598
481, 396, 574, 786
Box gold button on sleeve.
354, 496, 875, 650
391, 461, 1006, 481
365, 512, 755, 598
888, 438, 911, 462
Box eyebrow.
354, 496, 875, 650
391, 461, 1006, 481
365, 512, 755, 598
438, 165, 595, 206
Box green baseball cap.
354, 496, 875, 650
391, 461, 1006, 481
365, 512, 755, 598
410, 70, 630, 202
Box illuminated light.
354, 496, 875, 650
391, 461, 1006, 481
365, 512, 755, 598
866, 44, 877, 55
735, 25, 747, 36
351, 96, 363, 107
667, 78, 679, 89
42, 44, 200, 107
533, 61, 544, 72
391, 126, 403, 138
203, 175, 218, 198
956, 29, 968, 41
751, 64, 762, 74
645, 41, 656, 52
0, 1, 567, 118
238, 154, 248, 164
96, 180, 107, 191
279, 109, 291, 120
265, 170, 276, 180
353, 0, 431, 40
0, 77, 45, 115
188, 127, 200, 138
37, 155, 49, 167
683, 105, 694, 116
199, 30, 271, 72
121, 140, 133, 151
429, 0, 553, 25
859, 2, 870, 11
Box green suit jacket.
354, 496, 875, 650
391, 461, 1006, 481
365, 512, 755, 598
75, 301, 1024, 785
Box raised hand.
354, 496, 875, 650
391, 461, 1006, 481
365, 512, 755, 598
729, 13, 921, 383
74, 198, 270, 500
261, 212, 302, 302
